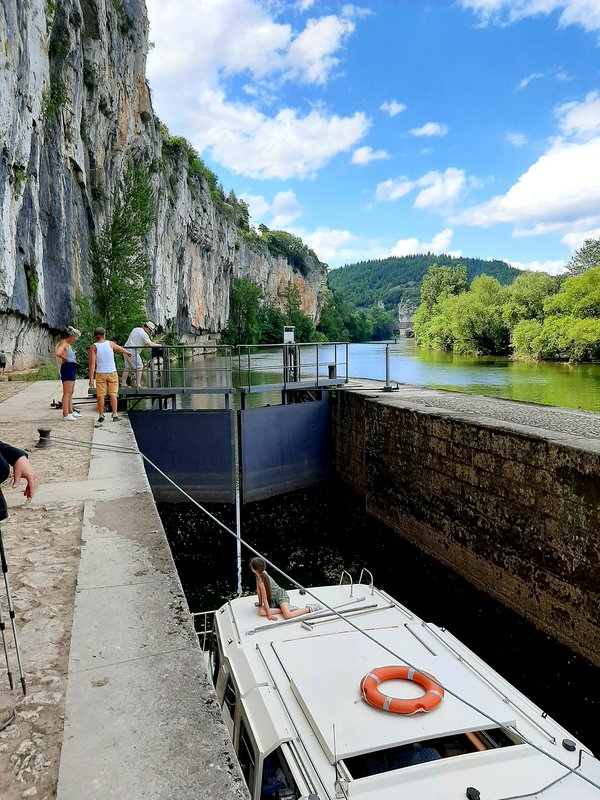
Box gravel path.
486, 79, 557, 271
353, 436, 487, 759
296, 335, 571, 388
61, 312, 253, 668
0, 380, 92, 800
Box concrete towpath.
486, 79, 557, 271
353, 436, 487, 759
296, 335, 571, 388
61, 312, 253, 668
0, 379, 247, 800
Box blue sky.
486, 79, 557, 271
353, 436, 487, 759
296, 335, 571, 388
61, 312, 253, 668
146, 0, 600, 273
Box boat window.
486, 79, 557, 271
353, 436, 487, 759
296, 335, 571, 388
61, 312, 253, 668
344, 729, 522, 779
238, 719, 257, 794
223, 676, 237, 719
260, 747, 300, 799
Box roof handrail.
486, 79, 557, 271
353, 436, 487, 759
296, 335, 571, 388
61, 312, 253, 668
338, 569, 353, 596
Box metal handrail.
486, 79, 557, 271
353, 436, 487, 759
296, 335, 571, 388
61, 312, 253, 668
191, 610, 216, 651
358, 567, 374, 595
338, 569, 354, 596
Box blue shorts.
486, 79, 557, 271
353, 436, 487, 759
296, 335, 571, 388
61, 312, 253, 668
60, 362, 77, 382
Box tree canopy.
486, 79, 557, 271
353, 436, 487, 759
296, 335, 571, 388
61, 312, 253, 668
566, 237, 600, 277
413, 263, 600, 362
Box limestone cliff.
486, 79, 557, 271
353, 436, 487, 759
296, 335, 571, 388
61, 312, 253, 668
0, 0, 327, 368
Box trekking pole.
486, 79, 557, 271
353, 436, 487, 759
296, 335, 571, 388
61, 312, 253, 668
0, 529, 26, 695
0, 599, 14, 690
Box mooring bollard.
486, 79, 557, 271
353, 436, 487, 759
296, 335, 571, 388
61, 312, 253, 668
35, 427, 52, 449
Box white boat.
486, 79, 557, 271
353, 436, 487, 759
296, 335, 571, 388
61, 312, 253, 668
206, 571, 600, 799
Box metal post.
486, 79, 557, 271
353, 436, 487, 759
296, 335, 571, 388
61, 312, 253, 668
0, 530, 26, 694
234, 410, 243, 597
383, 344, 393, 392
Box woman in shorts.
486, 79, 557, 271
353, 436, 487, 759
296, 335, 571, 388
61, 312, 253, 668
55, 326, 81, 421
250, 556, 322, 621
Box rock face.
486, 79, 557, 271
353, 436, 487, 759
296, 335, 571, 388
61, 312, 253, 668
0, 0, 327, 368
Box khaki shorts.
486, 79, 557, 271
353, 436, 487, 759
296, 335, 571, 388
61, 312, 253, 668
96, 371, 118, 397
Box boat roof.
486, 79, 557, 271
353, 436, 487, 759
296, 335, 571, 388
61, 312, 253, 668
216, 582, 600, 799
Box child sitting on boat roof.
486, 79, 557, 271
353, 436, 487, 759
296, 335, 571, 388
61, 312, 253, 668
249, 557, 322, 622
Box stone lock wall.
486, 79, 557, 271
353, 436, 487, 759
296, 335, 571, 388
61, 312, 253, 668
332, 389, 600, 667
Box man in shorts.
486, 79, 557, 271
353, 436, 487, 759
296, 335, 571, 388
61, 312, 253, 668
88, 328, 132, 423
120, 321, 161, 389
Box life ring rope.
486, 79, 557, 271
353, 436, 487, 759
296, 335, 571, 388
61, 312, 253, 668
360, 665, 444, 715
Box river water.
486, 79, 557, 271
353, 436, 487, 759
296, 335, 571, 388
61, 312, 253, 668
179, 339, 600, 412
350, 340, 600, 412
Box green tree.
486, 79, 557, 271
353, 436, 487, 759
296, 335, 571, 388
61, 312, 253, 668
543, 267, 600, 318
222, 278, 262, 345
420, 264, 468, 307
88, 162, 154, 344
502, 272, 555, 328
449, 276, 510, 354
366, 306, 394, 340
567, 238, 600, 277
257, 305, 286, 343
317, 289, 350, 341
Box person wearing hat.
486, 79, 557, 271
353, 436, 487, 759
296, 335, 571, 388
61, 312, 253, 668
120, 321, 162, 389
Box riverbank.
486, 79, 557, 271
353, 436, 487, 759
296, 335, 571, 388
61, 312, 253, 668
0, 381, 246, 800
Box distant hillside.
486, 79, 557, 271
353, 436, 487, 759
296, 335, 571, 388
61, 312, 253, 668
328, 254, 523, 312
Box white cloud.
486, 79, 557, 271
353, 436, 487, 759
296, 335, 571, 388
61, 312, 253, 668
375, 176, 414, 202
456, 137, 600, 231
351, 146, 390, 165
380, 100, 407, 117
239, 192, 270, 221
341, 5, 373, 19
146, 0, 369, 180
239, 190, 303, 227
561, 227, 600, 250
459, 0, 600, 35
391, 228, 459, 257
270, 190, 304, 227
517, 71, 544, 90
189, 89, 369, 180
286, 15, 355, 85
147, 0, 291, 85
289, 226, 387, 266
376, 168, 470, 209
147, 0, 357, 88
296, 0, 316, 10
509, 259, 569, 275
556, 91, 600, 139
506, 132, 529, 147
410, 122, 449, 137
414, 169, 468, 209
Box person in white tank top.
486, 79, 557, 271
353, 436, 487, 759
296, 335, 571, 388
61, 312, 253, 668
88, 328, 132, 423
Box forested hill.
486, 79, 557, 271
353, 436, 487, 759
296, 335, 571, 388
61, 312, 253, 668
328, 254, 523, 312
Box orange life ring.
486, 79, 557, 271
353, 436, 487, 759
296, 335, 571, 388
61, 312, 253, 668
360, 666, 444, 715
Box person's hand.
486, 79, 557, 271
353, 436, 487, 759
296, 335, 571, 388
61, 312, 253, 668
12, 456, 36, 499
126, 351, 133, 357
267, 615, 277, 622
254, 602, 260, 607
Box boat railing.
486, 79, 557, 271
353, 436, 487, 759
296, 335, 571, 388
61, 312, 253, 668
191, 610, 216, 651
338, 569, 354, 596
358, 567, 374, 594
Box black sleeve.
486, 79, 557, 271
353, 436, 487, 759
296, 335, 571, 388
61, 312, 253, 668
0, 442, 27, 468
0, 442, 27, 523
